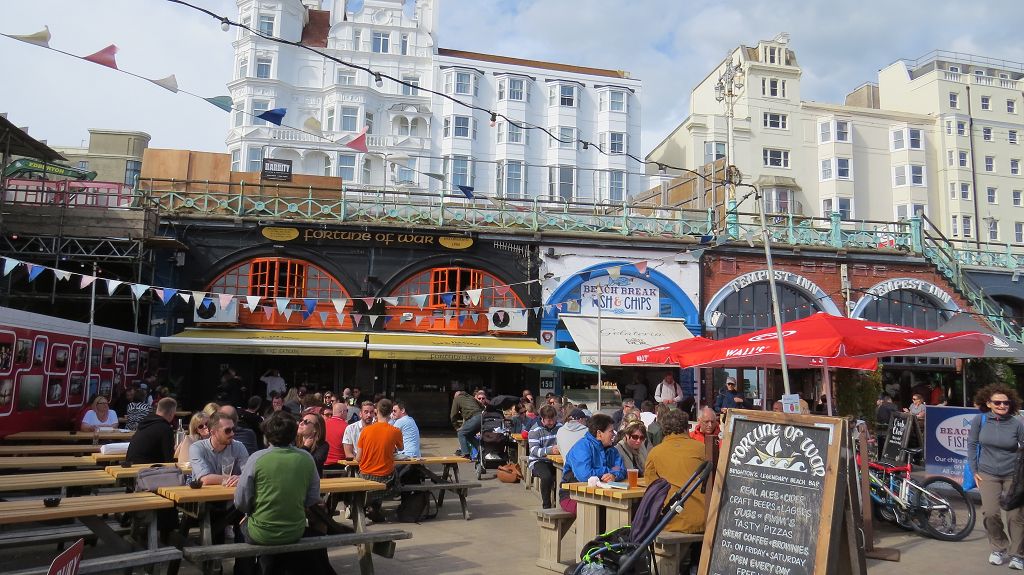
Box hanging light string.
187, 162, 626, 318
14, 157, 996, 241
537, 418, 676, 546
164, 0, 730, 190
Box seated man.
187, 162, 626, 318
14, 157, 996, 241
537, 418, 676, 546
644, 409, 707, 569
559, 413, 625, 515
323, 402, 348, 466
528, 405, 561, 509
357, 399, 403, 523
556, 408, 589, 456
390, 400, 421, 458
343, 401, 375, 459
689, 407, 720, 444
234, 411, 332, 574
220, 404, 259, 455
126, 397, 177, 464
190, 412, 250, 486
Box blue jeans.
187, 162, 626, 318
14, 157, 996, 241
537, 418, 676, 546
457, 413, 482, 455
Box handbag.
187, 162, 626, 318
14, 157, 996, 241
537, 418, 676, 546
497, 463, 523, 484
135, 465, 185, 492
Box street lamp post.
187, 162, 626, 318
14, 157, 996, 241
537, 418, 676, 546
715, 59, 744, 233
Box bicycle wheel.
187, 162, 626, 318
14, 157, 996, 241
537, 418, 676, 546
911, 476, 976, 541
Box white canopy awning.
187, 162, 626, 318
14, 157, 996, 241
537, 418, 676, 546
560, 315, 693, 366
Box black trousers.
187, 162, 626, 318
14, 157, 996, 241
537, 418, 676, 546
532, 461, 556, 508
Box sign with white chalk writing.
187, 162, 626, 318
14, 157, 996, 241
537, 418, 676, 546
699, 411, 847, 575
880, 412, 915, 465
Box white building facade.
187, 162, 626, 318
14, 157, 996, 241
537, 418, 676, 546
226, 0, 642, 203
647, 34, 1024, 246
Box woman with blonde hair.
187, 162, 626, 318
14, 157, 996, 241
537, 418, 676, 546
174, 412, 211, 464
297, 411, 328, 476
283, 388, 302, 413
201, 402, 221, 416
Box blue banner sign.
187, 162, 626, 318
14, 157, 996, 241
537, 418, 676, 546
925, 405, 980, 485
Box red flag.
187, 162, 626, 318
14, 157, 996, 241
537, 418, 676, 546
634, 260, 648, 275
83, 45, 118, 70
342, 128, 368, 153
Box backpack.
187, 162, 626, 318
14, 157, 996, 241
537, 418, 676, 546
396, 490, 438, 523
135, 465, 185, 492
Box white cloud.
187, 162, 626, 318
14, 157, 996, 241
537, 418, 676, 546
3, 0, 1024, 158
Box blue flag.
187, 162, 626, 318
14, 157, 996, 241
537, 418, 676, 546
257, 108, 287, 126
457, 185, 475, 199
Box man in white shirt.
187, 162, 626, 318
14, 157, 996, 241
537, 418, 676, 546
260, 369, 286, 399
654, 373, 683, 406
342, 401, 376, 459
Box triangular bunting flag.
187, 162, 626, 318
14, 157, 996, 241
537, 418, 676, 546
263, 306, 275, 320
275, 298, 290, 314
351, 313, 363, 326
150, 74, 178, 93
130, 284, 149, 300
466, 289, 482, 306
256, 108, 286, 126
382, 297, 399, 306
303, 116, 322, 135
192, 291, 207, 310
443, 310, 453, 321
302, 304, 316, 321
3, 258, 20, 277
204, 96, 233, 112
457, 185, 475, 199
412, 294, 428, 310
382, 316, 391, 326
361, 297, 375, 308
304, 298, 317, 316
79, 274, 96, 289
83, 44, 118, 70
160, 288, 178, 305
470, 312, 479, 323
457, 314, 466, 326
440, 293, 454, 306
579, 271, 592, 282
106, 279, 123, 295
218, 293, 234, 309
607, 266, 621, 280
178, 291, 193, 304
319, 311, 330, 325
7, 26, 51, 48
368, 315, 379, 326
424, 172, 446, 182
399, 314, 408, 324
245, 295, 262, 312
280, 308, 293, 321
331, 298, 348, 314
520, 309, 530, 318
336, 312, 346, 325
533, 307, 543, 318
634, 260, 648, 274
53, 270, 71, 282
341, 127, 368, 153
26, 264, 44, 282
495, 285, 510, 297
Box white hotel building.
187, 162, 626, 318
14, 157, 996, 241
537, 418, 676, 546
648, 34, 1024, 247
226, 0, 642, 203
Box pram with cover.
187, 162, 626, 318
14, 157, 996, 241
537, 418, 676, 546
475, 395, 519, 480
568, 461, 710, 575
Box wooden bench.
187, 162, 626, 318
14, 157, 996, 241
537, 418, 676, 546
536, 507, 575, 572
180, 529, 411, 575
652, 531, 703, 574
397, 481, 480, 520
0, 521, 129, 550
6, 547, 182, 575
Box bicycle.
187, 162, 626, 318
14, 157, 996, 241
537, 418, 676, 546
858, 447, 976, 541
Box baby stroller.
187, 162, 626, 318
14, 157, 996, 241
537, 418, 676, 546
475, 395, 519, 480
569, 461, 710, 575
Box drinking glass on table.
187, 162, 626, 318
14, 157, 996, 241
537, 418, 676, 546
221, 462, 234, 486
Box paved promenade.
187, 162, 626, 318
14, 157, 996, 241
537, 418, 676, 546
0, 435, 998, 574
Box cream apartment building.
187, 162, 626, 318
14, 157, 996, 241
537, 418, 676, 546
647, 35, 1024, 247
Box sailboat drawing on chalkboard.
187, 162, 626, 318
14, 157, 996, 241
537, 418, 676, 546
750, 436, 803, 470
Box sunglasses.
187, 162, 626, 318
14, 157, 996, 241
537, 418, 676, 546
300, 419, 316, 425
96, 402, 109, 405
992, 400, 1011, 406
628, 434, 645, 441
197, 424, 209, 430
221, 427, 236, 434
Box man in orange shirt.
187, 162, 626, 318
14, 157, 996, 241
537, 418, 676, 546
357, 398, 403, 523
690, 407, 720, 444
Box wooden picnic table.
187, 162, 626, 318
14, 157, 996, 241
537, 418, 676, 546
104, 462, 186, 485
0, 444, 102, 456
565, 480, 649, 556
91, 451, 129, 464
0, 455, 102, 471
0, 469, 117, 495
0, 491, 173, 552
327, 455, 466, 482
4, 430, 135, 443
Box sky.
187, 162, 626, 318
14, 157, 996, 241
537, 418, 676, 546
3, 0, 1024, 156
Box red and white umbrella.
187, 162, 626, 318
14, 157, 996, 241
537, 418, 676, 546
619, 336, 715, 365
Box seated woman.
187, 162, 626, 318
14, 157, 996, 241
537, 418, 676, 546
81, 395, 119, 431
644, 409, 707, 534
559, 413, 626, 515
297, 411, 329, 477
175, 412, 210, 465
125, 388, 153, 431
615, 420, 650, 476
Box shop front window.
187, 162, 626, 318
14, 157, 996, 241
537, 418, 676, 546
208, 257, 347, 300
390, 267, 523, 310
712, 282, 822, 339
859, 288, 952, 366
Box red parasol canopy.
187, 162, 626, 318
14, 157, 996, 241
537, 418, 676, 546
619, 336, 714, 365
670, 312, 987, 369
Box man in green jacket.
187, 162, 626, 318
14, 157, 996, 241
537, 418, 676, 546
450, 389, 486, 457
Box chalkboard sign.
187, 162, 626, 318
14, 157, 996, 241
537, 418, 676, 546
880, 412, 915, 465
699, 411, 847, 575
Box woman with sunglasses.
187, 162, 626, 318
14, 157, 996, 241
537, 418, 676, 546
968, 383, 1024, 568
614, 419, 650, 476
81, 395, 119, 432
175, 412, 211, 465
297, 410, 329, 477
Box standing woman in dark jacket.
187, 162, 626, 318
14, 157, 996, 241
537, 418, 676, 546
967, 383, 1024, 568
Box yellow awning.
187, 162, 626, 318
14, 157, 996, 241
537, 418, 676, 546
161, 329, 366, 357
367, 333, 554, 364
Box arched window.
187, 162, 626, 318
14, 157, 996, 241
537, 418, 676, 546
207, 257, 348, 300
714, 283, 822, 339
396, 117, 411, 136
390, 267, 523, 309
859, 289, 949, 330
410, 118, 422, 136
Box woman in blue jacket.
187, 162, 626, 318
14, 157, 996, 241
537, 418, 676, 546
559, 413, 626, 514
